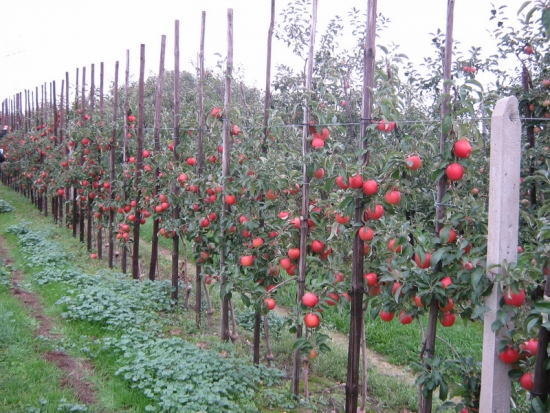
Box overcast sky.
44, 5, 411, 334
0, 0, 527, 103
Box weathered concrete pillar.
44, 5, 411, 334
479, 96, 522, 413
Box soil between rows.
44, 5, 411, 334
1, 235, 100, 406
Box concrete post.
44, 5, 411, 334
479, 96, 522, 413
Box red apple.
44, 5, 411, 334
304, 313, 320, 328
252, 238, 264, 248
406, 155, 422, 170
211, 107, 222, 118
240, 255, 254, 266
225, 194, 237, 205
302, 292, 319, 308
326, 293, 340, 306
440, 276, 452, 289
310, 240, 325, 254
439, 227, 457, 244
313, 168, 325, 179
364, 272, 378, 287
349, 174, 363, 189
336, 175, 349, 190
280, 258, 292, 270
362, 179, 378, 196
439, 312, 456, 327
385, 190, 401, 205
388, 239, 403, 253
365, 204, 384, 220
399, 311, 413, 325
264, 298, 276, 311
520, 372, 534, 391
380, 311, 394, 322
335, 213, 350, 225
358, 226, 374, 241
503, 288, 525, 307
438, 298, 454, 312
414, 252, 431, 269
446, 163, 464, 181
453, 139, 472, 159
288, 248, 301, 260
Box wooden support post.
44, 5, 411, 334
293, 0, 317, 396
479, 96, 522, 413
132, 44, 146, 280
220, 8, 233, 342
195, 12, 206, 328
346, 0, 376, 411
108, 62, 119, 269
254, 0, 275, 366
172, 19, 181, 303
148, 34, 166, 281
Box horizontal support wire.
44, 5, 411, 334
5, 115, 536, 135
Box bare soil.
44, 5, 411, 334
1, 236, 99, 406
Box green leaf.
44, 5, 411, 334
491, 319, 503, 332
292, 337, 308, 351
532, 397, 548, 413
438, 380, 448, 401
338, 195, 354, 211
526, 315, 540, 333
543, 8, 550, 38
430, 247, 448, 266
442, 113, 452, 136
471, 306, 490, 320
465, 79, 484, 92
525, 5, 537, 24
240, 293, 251, 307
508, 368, 524, 379
431, 168, 446, 183
517, 1, 532, 15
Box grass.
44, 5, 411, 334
0, 185, 481, 412
275, 270, 483, 368
0, 280, 85, 412
364, 315, 483, 367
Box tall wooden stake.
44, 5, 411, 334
87, 64, 95, 252
293, 0, 317, 397
172, 20, 181, 303
419, 3, 454, 412
97, 63, 104, 260
108, 62, 119, 269
254, 0, 276, 366
65, 72, 70, 224
220, 8, 234, 342
132, 44, 146, 280
79, 68, 86, 242
345, 1, 376, 411
196, 11, 206, 327
148, 35, 166, 281
122, 50, 130, 274
522, 64, 537, 207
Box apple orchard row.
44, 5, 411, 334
0, 109, 536, 393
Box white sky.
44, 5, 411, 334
0, 0, 528, 102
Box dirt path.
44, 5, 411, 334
1, 237, 100, 406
